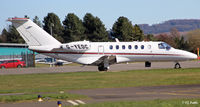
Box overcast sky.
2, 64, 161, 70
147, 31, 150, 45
1, 0, 200, 31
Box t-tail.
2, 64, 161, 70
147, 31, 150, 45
7, 18, 61, 51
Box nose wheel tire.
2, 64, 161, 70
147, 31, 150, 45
174, 63, 181, 69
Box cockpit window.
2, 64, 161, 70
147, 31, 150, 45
158, 42, 171, 50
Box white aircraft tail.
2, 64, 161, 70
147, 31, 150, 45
7, 18, 61, 47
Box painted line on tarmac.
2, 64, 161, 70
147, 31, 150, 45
135, 92, 157, 95
174, 89, 200, 93
161, 92, 200, 97
75, 100, 86, 104
67, 100, 79, 105
0, 93, 25, 96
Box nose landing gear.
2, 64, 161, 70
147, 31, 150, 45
174, 62, 181, 69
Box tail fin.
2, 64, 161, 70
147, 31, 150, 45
7, 18, 61, 46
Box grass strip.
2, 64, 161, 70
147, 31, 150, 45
0, 68, 200, 102
0, 93, 87, 103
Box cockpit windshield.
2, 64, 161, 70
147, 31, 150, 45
158, 42, 171, 50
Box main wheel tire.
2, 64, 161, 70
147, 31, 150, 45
174, 63, 181, 69
98, 66, 104, 71
103, 67, 108, 71
98, 66, 108, 71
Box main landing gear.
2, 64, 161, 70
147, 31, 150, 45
98, 65, 109, 71
145, 61, 151, 67
174, 62, 181, 69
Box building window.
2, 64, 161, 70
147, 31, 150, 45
109, 45, 113, 50
116, 45, 119, 49
135, 45, 138, 49
128, 45, 132, 49
141, 45, 144, 49
122, 45, 125, 49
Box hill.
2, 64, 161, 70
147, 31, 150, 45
139, 19, 200, 34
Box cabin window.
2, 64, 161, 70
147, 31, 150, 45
135, 45, 138, 49
128, 45, 132, 49
141, 45, 144, 49
122, 45, 125, 49
116, 45, 119, 50
109, 45, 113, 50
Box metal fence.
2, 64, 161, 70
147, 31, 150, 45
0, 51, 35, 67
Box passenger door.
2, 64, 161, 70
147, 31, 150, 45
98, 45, 104, 55
147, 44, 154, 60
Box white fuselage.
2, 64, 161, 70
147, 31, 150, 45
33, 41, 197, 65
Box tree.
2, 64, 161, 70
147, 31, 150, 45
0, 29, 8, 43
176, 36, 190, 50
112, 16, 134, 41
63, 13, 85, 42
43, 13, 64, 42
24, 15, 29, 19
6, 25, 25, 43
144, 34, 156, 41
156, 33, 190, 51
169, 28, 189, 50
133, 24, 144, 41
187, 29, 200, 52
83, 13, 108, 42
170, 27, 180, 38
33, 16, 42, 27
155, 34, 176, 47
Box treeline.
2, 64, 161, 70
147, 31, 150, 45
139, 19, 200, 34
0, 13, 199, 53
0, 13, 146, 43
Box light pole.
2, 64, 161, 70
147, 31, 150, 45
50, 23, 55, 67
50, 23, 54, 36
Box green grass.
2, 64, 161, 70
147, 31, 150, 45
68, 99, 200, 107
35, 63, 51, 67
1, 68, 200, 93
0, 93, 87, 103
35, 63, 81, 67
0, 68, 200, 102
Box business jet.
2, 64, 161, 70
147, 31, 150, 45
7, 18, 197, 71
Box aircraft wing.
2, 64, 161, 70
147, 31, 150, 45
91, 55, 117, 66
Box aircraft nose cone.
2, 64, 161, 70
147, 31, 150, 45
187, 52, 197, 60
